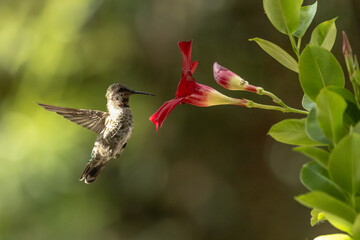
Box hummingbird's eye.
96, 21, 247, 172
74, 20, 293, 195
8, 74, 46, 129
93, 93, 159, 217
118, 87, 126, 92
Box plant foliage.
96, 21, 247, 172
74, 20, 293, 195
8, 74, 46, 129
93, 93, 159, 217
259, 0, 360, 239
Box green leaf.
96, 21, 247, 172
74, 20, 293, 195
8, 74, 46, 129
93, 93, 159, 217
310, 18, 337, 51
263, 0, 301, 35
327, 86, 357, 104
355, 57, 360, 71
325, 213, 355, 235
296, 191, 356, 234
354, 71, 360, 85
353, 214, 360, 240
294, 146, 329, 168
250, 38, 299, 72
353, 122, 360, 135
316, 88, 346, 144
268, 118, 324, 146
311, 209, 326, 226
294, 2, 318, 38
314, 234, 352, 240
316, 89, 347, 144
300, 162, 345, 200
327, 86, 360, 126
302, 94, 315, 111
299, 45, 345, 101
306, 108, 330, 145
356, 197, 360, 212
329, 133, 360, 194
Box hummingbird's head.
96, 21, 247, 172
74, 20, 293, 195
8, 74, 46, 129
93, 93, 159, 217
106, 83, 154, 107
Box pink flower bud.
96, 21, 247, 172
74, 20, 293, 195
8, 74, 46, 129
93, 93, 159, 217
342, 31, 352, 57
213, 62, 258, 93
342, 31, 358, 74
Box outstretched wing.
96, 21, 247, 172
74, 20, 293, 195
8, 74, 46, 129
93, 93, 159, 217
37, 103, 108, 134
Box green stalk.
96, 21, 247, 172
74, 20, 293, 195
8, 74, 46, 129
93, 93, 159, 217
296, 37, 302, 53
350, 192, 356, 209
288, 34, 300, 59
345, 62, 360, 108
351, 75, 360, 109
256, 89, 308, 115
246, 100, 308, 114
261, 90, 289, 109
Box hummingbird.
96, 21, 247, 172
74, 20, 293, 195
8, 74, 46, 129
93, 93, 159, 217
37, 83, 154, 184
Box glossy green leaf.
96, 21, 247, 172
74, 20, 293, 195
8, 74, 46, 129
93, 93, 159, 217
325, 213, 354, 235
311, 209, 326, 226
310, 18, 337, 51
302, 94, 315, 111
268, 118, 324, 146
353, 122, 360, 135
296, 191, 356, 233
294, 146, 329, 168
306, 108, 330, 144
316, 89, 346, 144
294, 2, 318, 38
263, 0, 301, 35
353, 214, 360, 240
250, 38, 299, 72
301, 162, 345, 200
314, 234, 352, 240
327, 86, 357, 104
327, 86, 360, 126
329, 133, 360, 194
299, 45, 345, 101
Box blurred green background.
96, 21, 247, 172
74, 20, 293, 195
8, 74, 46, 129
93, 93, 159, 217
0, 0, 359, 239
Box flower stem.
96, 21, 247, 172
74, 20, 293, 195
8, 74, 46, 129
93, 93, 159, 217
262, 90, 290, 108
296, 37, 302, 53
350, 77, 360, 108
255, 89, 308, 114
246, 100, 308, 114
345, 61, 360, 108
289, 34, 300, 59
351, 193, 356, 209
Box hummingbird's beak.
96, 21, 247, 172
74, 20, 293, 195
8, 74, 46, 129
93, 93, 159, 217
131, 90, 155, 96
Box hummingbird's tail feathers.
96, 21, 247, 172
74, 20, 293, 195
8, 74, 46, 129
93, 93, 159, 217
79, 163, 105, 184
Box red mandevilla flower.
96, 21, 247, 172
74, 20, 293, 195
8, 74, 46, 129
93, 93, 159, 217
149, 40, 248, 130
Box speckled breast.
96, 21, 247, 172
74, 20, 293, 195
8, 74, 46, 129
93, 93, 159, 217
108, 109, 133, 158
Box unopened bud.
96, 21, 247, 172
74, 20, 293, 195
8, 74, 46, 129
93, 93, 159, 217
213, 62, 259, 93
342, 31, 353, 56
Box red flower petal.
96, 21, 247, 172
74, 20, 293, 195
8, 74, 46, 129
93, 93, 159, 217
213, 62, 232, 88
178, 40, 193, 76
149, 97, 184, 131
176, 71, 197, 98
191, 61, 198, 74
181, 82, 212, 107
178, 40, 198, 76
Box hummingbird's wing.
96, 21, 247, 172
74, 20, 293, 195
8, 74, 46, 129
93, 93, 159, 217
37, 103, 108, 134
